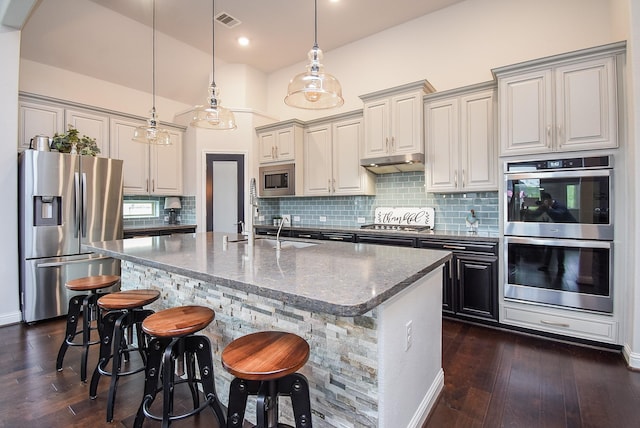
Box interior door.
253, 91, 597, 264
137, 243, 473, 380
206, 154, 245, 233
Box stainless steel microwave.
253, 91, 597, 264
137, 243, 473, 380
259, 163, 295, 197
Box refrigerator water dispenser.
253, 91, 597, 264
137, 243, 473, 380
34, 196, 62, 226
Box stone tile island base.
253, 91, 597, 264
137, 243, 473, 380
122, 260, 444, 428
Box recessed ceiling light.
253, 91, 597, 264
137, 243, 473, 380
238, 36, 250, 46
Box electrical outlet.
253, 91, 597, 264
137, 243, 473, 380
357, 217, 366, 224
319, 216, 327, 222
405, 320, 413, 351
258, 215, 265, 221
293, 215, 301, 222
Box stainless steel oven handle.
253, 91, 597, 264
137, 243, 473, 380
443, 244, 466, 250
540, 319, 570, 328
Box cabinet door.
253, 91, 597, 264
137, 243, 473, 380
499, 70, 553, 156
456, 254, 498, 321
332, 118, 365, 195
110, 118, 149, 195
151, 130, 183, 195
258, 131, 276, 163
555, 57, 617, 151
304, 125, 332, 195
363, 98, 390, 157
391, 91, 423, 154
275, 127, 296, 161
65, 109, 110, 157
425, 98, 459, 192
18, 101, 64, 151
460, 90, 497, 191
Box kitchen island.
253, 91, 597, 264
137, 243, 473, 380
85, 232, 451, 428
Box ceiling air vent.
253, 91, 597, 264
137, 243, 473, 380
215, 12, 241, 28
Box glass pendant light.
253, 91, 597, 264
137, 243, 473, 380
133, 0, 171, 145
190, 0, 237, 130
284, 0, 344, 109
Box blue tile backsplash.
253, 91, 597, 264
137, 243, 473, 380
257, 171, 499, 233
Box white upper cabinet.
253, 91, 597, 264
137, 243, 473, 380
65, 109, 110, 157
425, 83, 497, 193
110, 117, 183, 196
360, 80, 435, 159
494, 42, 625, 156
257, 120, 304, 164
304, 112, 375, 196
18, 100, 64, 151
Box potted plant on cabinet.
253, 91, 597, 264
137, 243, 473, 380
52, 125, 101, 156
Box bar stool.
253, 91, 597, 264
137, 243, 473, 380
56, 274, 120, 382
133, 305, 226, 428
221, 331, 312, 428
89, 289, 161, 422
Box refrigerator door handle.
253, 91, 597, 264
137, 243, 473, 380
82, 173, 87, 237
36, 255, 114, 268
74, 172, 81, 238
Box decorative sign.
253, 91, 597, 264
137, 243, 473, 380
374, 207, 435, 228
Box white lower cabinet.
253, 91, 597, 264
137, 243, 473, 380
501, 301, 619, 344
425, 83, 497, 193
110, 117, 183, 195
304, 113, 375, 196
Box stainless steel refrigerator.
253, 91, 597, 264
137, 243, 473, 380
18, 150, 124, 323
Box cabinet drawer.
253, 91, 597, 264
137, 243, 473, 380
502, 304, 618, 344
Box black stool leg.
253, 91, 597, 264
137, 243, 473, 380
255, 380, 273, 428
89, 310, 120, 398
106, 311, 129, 422
162, 337, 180, 428
56, 294, 85, 372
188, 335, 226, 426
226, 378, 261, 428
135, 337, 168, 428
80, 293, 101, 382
278, 374, 312, 428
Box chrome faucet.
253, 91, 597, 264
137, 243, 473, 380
275, 217, 289, 250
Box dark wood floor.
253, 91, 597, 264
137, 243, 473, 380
1, 317, 639, 427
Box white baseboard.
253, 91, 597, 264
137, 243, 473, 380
0, 310, 22, 326
407, 368, 444, 428
623, 343, 640, 370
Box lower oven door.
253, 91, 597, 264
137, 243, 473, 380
504, 236, 613, 313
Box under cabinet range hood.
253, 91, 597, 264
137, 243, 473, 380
360, 153, 425, 174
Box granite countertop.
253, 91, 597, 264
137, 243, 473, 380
84, 232, 451, 317
253, 223, 500, 242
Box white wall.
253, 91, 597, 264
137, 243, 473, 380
266, 0, 619, 122
0, 26, 22, 324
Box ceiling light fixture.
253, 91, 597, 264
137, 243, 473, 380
284, 0, 344, 109
190, 0, 237, 130
237, 36, 250, 46
133, 0, 171, 145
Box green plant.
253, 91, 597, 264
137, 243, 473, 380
52, 125, 101, 156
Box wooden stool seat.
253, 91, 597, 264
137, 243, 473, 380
97, 289, 160, 310
66, 274, 121, 292
222, 331, 310, 381
141, 305, 214, 338
134, 305, 225, 428
222, 331, 312, 427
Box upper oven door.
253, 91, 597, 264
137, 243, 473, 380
505, 168, 612, 240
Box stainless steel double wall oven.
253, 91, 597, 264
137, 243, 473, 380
503, 156, 613, 313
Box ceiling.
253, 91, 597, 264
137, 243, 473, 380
20, 0, 465, 106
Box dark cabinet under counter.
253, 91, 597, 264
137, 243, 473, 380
123, 225, 197, 239
418, 238, 498, 323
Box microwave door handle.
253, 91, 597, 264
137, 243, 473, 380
74, 172, 80, 238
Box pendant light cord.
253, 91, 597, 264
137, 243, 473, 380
313, 0, 318, 49
211, 0, 216, 87
152, 0, 157, 115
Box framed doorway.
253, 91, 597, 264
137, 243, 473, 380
206, 154, 245, 233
